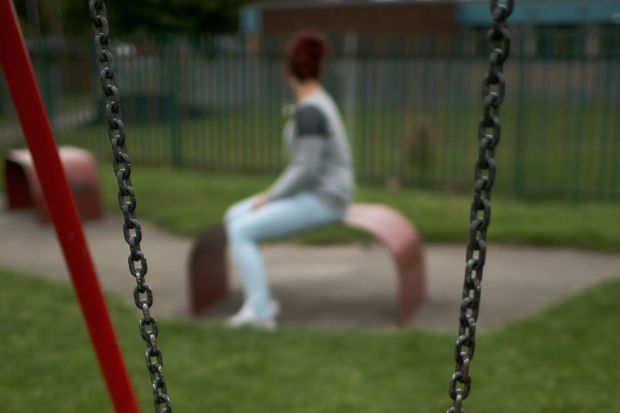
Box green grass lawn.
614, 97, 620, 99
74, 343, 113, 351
98, 166, 620, 251
1, 267, 619, 412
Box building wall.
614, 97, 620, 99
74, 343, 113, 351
457, 0, 620, 27
242, 1, 620, 34
260, 3, 457, 34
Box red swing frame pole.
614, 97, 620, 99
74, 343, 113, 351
0, 2, 142, 412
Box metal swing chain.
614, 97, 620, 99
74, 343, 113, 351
446, 1, 513, 413
88, 1, 173, 412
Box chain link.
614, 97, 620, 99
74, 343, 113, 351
88, 1, 172, 412
446, 1, 513, 413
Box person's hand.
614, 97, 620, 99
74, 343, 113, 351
251, 193, 268, 210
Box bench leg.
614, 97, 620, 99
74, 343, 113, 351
396, 251, 426, 324
188, 223, 230, 315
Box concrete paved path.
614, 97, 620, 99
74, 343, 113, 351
2, 201, 619, 331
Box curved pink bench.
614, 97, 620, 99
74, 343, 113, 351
188, 203, 426, 324
4, 146, 102, 221
344, 204, 426, 323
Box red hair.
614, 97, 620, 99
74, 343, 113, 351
285, 31, 328, 81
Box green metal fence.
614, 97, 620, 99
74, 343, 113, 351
1, 29, 619, 200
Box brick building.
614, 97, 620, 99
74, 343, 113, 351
241, 0, 620, 34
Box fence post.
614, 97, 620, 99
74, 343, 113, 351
343, 32, 358, 142
513, 29, 528, 196
610, 33, 620, 198
163, 36, 182, 167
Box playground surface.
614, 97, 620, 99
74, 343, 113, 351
2, 199, 620, 331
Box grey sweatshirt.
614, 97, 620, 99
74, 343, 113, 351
266, 90, 354, 210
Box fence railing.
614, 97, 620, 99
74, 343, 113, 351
1, 29, 619, 200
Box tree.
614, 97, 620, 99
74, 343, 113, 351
14, 0, 251, 37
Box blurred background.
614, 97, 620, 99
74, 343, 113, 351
2, 1, 620, 412
2, 0, 620, 200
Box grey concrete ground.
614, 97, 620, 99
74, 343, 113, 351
2, 200, 619, 331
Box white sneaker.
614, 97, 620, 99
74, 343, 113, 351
227, 300, 280, 331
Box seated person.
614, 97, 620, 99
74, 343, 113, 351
224, 31, 355, 329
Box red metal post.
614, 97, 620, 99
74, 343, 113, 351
0, 2, 142, 412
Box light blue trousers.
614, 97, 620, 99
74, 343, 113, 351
225, 192, 344, 319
